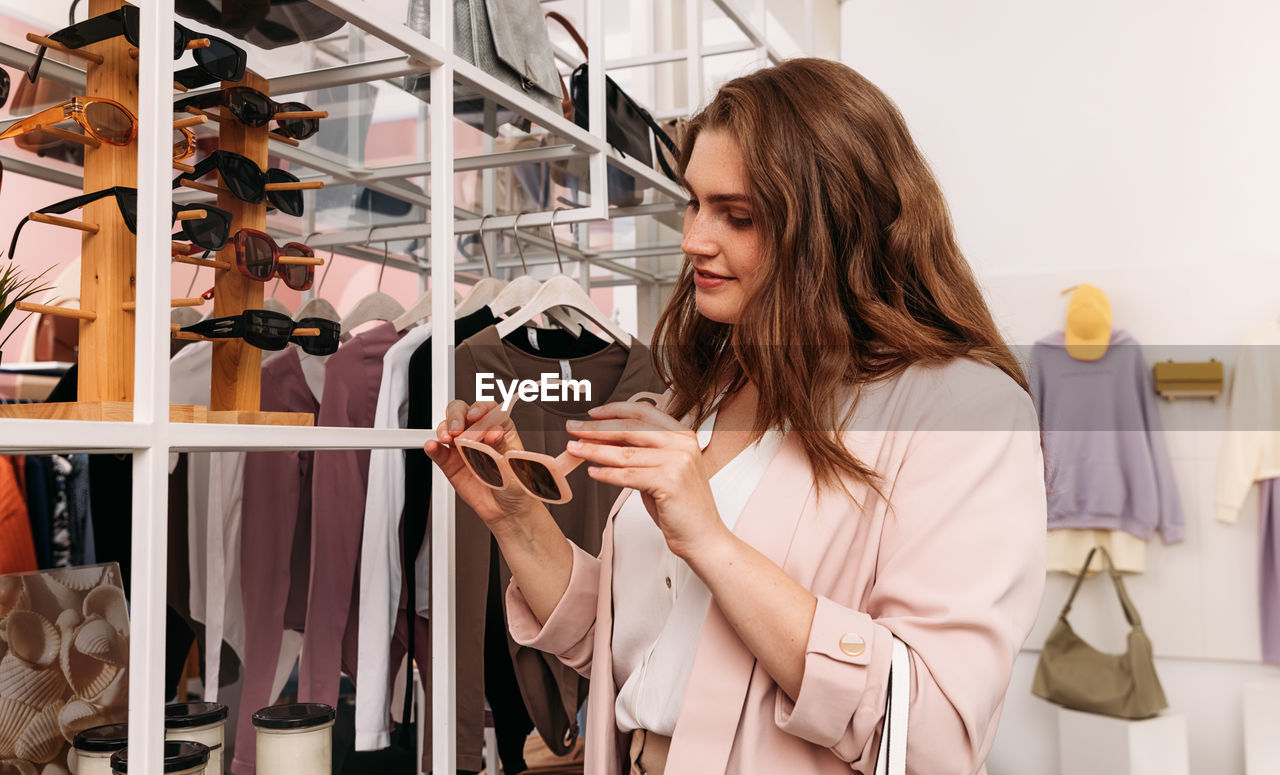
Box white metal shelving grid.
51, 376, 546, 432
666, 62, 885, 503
0, 2, 807, 773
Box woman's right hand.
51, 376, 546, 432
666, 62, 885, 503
423, 400, 542, 528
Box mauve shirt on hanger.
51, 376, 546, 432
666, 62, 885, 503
231, 347, 323, 775
299, 322, 402, 708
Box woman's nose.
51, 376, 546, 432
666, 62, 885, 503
681, 212, 716, 258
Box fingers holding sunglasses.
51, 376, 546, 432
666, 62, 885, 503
564, 441, 668, 469
584, 399, 690, 433
435, 400, 509, 447
458, 401, 522, 451
565, 416, 697, 451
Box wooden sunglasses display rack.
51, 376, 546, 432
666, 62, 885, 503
0, 0, 328, 426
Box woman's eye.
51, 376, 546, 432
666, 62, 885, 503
727, 214, 753, 228
686, 199, 700, 211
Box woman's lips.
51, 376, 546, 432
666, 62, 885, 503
693, 267, 733, 290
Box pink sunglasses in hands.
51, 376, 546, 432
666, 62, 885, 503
454, 391, 666, 504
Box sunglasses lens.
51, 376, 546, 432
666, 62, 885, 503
241, 232, 275, 280
230, 89, 273, 126
221, 153, 264, 203
508, 458, 563, 501
265, 168, 304, 217
182, 207, 229, 251
243, 310, 292, 351
461, 447, 505, 489
276, 102, 319, 140
196, 40, 242, 80
84, 101, 133, 144
116, 188, 138, 233
294, 317, 338, 356
123, 8, 142, 47
279, 245, 314, 291
0, 70, 10, 108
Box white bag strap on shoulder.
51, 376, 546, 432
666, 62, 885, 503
873, 636, 911, 775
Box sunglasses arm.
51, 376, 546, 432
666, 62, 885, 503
0, 105, 62, 141
24, 34, 103, 65
556, 450, 587, 476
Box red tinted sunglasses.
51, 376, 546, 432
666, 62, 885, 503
175, 228, 315, 290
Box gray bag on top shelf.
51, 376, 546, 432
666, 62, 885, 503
404, 0, 563, 132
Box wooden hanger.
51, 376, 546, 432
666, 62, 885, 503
494, 212, 630, 347
340, 226, 406, 340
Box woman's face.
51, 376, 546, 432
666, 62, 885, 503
681, 129, 764, 325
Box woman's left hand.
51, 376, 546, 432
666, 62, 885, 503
565, 401, 728, 561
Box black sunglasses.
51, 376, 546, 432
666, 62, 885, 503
172, 150, 305, 217
30, 6, 246, 89
174, 87, 320, 140
180, 309, 339, 356
7, 187, 232, 260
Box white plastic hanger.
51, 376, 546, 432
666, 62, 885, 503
535, 207, 590, 335
170, 306, 202, 328
172, 267, 204, 328
340, 226, 406, 340
295, 242, 342, 324
494, 213, 630, 347
485, 212, 582, 334
452, 214, 508, 319
262, 278, 290, 317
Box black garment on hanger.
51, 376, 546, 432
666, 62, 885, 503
24, 456, 53, 569
403, 313, 611, 771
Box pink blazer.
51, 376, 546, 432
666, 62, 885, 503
507, 358, 1048, 774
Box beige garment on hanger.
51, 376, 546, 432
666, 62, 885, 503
1046, 528, 1146, 574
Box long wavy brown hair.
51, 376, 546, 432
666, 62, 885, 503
652, 58, 1030, 495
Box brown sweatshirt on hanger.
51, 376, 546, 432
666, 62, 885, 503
440, 325, 666, 765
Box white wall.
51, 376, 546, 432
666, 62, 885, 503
841, 1, 1280, 773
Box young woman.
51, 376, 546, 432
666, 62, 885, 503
425, 58, 1047, 775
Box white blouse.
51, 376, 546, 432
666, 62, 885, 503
610, 409, 784, 735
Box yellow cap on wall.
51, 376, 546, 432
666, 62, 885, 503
1064, 284, 1112, 361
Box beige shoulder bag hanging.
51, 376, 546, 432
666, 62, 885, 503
1032, 545, 1168, 719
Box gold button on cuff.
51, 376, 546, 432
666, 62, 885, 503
839, 632, 866, 657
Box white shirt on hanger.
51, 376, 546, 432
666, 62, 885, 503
170, 341, 247, 703
354, 321, 432, 750
610, 409, 784, 736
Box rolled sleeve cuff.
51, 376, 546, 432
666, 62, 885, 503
355, 731, 389, 751
775, 595, 891, 751
1215, 501, 1242, 525
506, 540, 600, 656
1160, 521, 1185, 543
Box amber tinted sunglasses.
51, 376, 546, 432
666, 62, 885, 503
0, 96, 134, 146
0, 96, 195, 159
456, 392, 665, 504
